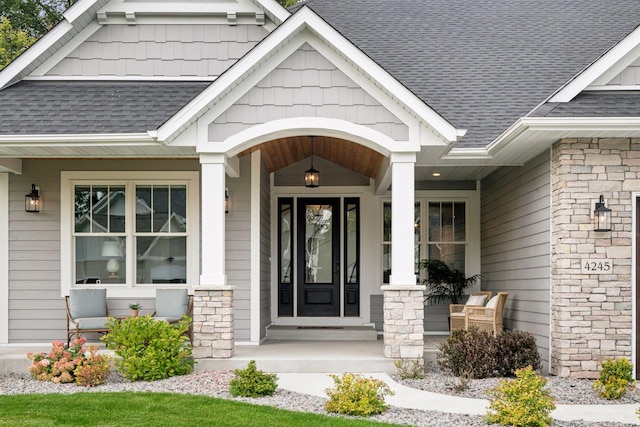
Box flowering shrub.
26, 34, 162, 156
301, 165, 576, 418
27, 338, 110, 386
27, 338, 86, 383
74, 345, 111, 387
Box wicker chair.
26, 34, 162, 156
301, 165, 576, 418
65, 288, 110, 346
465, 292, 508, 336
449, 291, 492, 333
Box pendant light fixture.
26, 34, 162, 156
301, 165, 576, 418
304, 136, 320, 188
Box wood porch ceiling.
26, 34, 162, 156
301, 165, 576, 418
237, 136, 384, 179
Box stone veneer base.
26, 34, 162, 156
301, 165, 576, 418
192, 288, 234, 359
381, 285, 425, 362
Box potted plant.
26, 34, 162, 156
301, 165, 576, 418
128, 302, 142, 317
419, 259, 481, 305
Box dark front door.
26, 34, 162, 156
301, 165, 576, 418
297, 198, 340, 316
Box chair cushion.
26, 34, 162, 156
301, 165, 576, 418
485, 295, 499, 309
69, 289, 107, 319
156, 289, 188, 319
450, 312, 465, 318
466, 295, 487, 306
73, 317, 110, 330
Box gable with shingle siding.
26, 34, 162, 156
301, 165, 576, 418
209, 44, 409, 142
44, 24, 268, 78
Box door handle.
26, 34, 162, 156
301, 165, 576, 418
333, 262, 340, 274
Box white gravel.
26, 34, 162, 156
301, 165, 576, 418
1, 367, 639, 427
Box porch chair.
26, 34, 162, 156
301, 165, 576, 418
152, 289, 193, 341
65, 288, 110, 346
465, 292, 509, 336
449, 291, 492, 333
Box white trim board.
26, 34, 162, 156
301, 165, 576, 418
549, 25, 640, 102
0, 174, 8, 344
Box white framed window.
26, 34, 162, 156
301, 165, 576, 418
382, 197, 473, 284
61, 171, 200, 297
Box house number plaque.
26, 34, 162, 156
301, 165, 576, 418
581, 259, 612, 274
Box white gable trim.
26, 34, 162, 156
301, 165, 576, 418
199, 117, 419, 158
549, 24, 640, 103
157, 6, 460, 145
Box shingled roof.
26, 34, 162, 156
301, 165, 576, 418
530, 92, 640, 118
0, 81, 209, 135
291, 0, 640, 148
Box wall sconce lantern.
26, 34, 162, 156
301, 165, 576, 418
304, 136, 320, 188
225, 188, 230, 214
594, 195, 612, 232
25, 184, 40, 213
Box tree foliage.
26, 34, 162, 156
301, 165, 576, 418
0, 1, 77, 70
277, 0, 299, 7
0, 17, 34, 69
0, 0, 76, 38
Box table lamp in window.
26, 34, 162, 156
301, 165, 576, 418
102, 240, 123, 279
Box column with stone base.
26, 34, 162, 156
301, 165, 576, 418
192, 287, 234, 359
381, 284, 425, 365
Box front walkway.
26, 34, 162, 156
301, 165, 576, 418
278, 372, 640, 425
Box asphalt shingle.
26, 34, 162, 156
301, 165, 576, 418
0, 81, 209, 134
531, 92, 640, 118
292, 0, 640, 147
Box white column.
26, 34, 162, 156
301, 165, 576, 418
389, 152, 417, 286
0, 173, 8, 344
199, 154, 228, 287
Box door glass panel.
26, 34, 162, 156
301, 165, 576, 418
346, 202, 357, 284
304, 204, 333, 284
280, 202, 292, 283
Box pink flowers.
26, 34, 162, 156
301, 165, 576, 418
27, 337, 106, 385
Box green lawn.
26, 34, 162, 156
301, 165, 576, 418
0, 392, 406, 427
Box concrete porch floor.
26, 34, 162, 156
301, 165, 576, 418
0, 335, 447, 374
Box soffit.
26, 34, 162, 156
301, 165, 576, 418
237, 135, 383, 179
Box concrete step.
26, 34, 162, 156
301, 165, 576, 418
265, 325, 378, 341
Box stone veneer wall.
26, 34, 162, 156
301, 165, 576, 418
551, 138, 636, 378
381, 285, 425, 363
192, 288, 234, 358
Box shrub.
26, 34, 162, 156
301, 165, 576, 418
324, 373, 394, 417
438, 328, 498, 379
27, 338, 87, 383
74, 345, 111, 387
228, 360, 278, 397
486, 365, 556, 427
592, 357, 636, 400
438, 328, 541, 379
102, 315, 193, 381
395, 358, 424, 380
495, 330, 542, 377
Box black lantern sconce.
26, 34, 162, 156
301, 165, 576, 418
594, 195, 612, 232
304, 136, 320, 188
225, 188, 230, 214
25, 184, 40, 213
